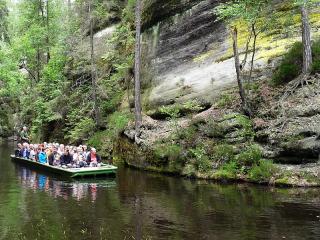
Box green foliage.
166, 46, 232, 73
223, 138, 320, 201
183, 100, 204, 112
165, 145, 182, 161
68, 117, 96, 143
87, 111, 131, 157
272, 42, 302, 85
235, 114, 255, 140
248, 159, 277, 182
236, 144, 263, 166
211, 144, 235, 165
154, 144, 180, 160
159, 100, 205, 119
216, 93, 234, 108
272, 40, 320, 85
189, 146, 212, 173
214, 0, 269, 24
87, 130, 113, 158
183, 164, 196, 177
311, 39, 320, 73
107, 111, 132, 139
177, 125, 197, 142
0, 0, 9, 43
224, 114, 255, 141
0, 108, 11, 136
293, 0, 319, 7
312, 60, 320, 73
201, 120, 225, 138
159, 105, 181, 119
214, 161, 238, 180
154, 143, 183, 168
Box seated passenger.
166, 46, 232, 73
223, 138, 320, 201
48, 147, 60, 166
58, 144, 64, 156
60, 149, 72, 166
86, 148, 101, 167
46, 145, 52, 158
77, 147, 87, 167
20, 143, 30, 159
29, 145, 36, 161
15, 143, 23, 157
82, 145, 90, 159
72, 148, 79, 167
38, 147, 48, 164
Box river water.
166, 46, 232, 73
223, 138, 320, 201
1, 141, 320, 240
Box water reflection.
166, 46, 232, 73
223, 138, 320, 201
1, 142, 320, 240
16, 165, 116, 203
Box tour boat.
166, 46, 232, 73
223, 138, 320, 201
11, 155, 117, 178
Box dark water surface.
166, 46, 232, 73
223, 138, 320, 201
1, 141, 320, 240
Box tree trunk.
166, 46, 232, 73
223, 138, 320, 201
46, 0, 50, 64
301, 4, 312, 74
249, 23, 258, 80
241, 27, 253, 70
134, 0, 142, 139
36, 46, 40, 82
36, 0, 42, 82
232, 27, 250, 116
67, 0, 71, 16
89, 1, 99, 127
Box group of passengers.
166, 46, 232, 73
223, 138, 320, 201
15, 142, 102, 168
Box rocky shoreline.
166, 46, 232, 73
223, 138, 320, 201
115, 77, 320, 187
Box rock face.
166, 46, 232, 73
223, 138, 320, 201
255, 75, 320, 164
141, 0, 236, 108
140, 0, 319, 109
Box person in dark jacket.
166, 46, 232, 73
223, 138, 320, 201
60, 149, 72, 166
48, 147, 60, 166
15, 143, 23, 157
86, 148, 101, 167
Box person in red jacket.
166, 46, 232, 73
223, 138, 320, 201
86, 148, 101, 167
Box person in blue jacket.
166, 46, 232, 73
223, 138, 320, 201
38, 147, 47, 164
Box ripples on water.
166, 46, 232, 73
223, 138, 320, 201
0, 141, 320, 240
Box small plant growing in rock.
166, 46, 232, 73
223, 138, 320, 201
177, 125, 197, 142
154, 143, 184, 168
159, 105, 181, 119
214, 161, 238, 180
216, 93, 234, 108
201, 119, 225, 138
248, 159, 277, 183
189, 146, 212, 173
236, 144, 262, 167
183, 164, 197, 177
183, 100, 204, 113
234, 114, 255, 141
211, 144, 235, 168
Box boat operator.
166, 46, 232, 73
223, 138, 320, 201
20, 126, 30, 144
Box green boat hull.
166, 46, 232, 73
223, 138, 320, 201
11, 155, 117, 178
